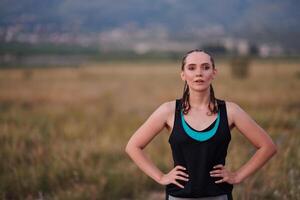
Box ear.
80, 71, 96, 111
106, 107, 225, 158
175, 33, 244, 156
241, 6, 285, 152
180, 71, 185, 81
212, 68, 217, 80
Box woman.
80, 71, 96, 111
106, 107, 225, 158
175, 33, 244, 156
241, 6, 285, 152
125, 49, 277, 200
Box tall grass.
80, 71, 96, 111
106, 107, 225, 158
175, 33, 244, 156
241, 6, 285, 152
0, 59, 299, 199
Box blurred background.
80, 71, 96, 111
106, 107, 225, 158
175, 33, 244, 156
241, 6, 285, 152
0, 0, 299, 199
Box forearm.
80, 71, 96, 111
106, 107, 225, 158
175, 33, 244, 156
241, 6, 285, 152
235, 144, 277, 183
125, 146, 164, 184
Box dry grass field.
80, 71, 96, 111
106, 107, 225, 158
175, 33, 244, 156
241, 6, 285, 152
0, 58, 299, 199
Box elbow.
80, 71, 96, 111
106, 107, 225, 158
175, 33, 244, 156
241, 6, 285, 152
125, 142, 141, 155
125, 142, 132, 154
268, 142, 278, 156
260, 142, 277, 157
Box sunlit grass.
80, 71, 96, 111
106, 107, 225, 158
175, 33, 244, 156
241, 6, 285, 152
0, 59, 299, 199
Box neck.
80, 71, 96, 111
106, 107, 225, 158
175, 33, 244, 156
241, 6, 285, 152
188, 88, 211, 110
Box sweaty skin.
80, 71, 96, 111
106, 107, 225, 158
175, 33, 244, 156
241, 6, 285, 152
125, 51, 277, 190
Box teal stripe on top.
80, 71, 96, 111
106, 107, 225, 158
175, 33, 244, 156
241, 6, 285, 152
181, 110, 220, 142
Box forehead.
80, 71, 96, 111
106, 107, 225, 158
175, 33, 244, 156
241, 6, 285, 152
185, 52, 211, 65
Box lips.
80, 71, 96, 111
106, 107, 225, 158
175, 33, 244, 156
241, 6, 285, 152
194, 79, 205, 83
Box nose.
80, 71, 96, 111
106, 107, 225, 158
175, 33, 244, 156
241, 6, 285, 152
196, 67, 203, 76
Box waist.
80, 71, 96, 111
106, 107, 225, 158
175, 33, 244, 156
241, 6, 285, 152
165, 180, 233, 198
168, 194, 229, 200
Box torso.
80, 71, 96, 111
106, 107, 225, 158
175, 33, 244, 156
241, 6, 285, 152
165, 98, 234, 197
165, 100, 235, 135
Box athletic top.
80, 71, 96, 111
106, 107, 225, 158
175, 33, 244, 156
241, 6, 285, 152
165, 98, 233, 199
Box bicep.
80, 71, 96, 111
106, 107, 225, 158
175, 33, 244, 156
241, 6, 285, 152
126, 102, 169, 150
231, 103, 274, 149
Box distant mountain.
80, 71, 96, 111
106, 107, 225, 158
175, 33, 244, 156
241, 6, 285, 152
0, 0, 299, 52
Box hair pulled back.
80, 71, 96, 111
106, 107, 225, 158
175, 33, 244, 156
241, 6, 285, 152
180, 49, 218, 115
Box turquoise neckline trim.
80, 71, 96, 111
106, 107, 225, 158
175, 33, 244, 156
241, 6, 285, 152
181, 110, 220, 141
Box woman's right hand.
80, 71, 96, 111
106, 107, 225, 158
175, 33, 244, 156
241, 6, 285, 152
158, 165, 189, 188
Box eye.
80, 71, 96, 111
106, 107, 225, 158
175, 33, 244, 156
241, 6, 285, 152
204, 65, 210, 70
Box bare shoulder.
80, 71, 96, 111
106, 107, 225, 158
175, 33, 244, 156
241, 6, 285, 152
160, 100, 175, 110
224, 101, 242, 115
160, 100, 176, 132
224, 100, 259, 132
125, 100, 177, 150
224, 100, 245, 128
150, 100, 176, 126
226, 100, 248, 115
160, 99, 176, 119
156, 100, 175, 117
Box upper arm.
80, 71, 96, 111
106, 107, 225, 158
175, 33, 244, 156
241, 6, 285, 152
125, 101, 171, 150
227, 101, 277, 150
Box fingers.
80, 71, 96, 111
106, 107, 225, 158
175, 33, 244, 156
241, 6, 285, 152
174, 165, 189, 177
175, 175, 189, 182
175, 165, 186, 171
215, 176, 229, 183
213, 164, 224, 169
172, 180, 184, 188
172, 165, 189, 188
177, 170, 189, 178
215, 178, 224, 183
210, 173, 223, 177
210, 164, 226, 177
210, 169, 222, 174
210, 164, 227, 184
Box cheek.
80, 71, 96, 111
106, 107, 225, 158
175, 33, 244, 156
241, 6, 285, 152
184, 72, 194, 80
204, 71, 214, 78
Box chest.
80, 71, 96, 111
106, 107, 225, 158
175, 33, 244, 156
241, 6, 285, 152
166, 110, 234, 134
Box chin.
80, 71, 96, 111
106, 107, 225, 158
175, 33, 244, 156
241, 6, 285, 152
191, 87, 209, 92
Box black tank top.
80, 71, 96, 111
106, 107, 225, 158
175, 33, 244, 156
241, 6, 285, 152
165, 98, 233, 199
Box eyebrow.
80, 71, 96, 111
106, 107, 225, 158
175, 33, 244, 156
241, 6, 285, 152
187, 62, 211, 67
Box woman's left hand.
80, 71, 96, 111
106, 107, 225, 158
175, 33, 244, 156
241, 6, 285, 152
209, 164, 241, 185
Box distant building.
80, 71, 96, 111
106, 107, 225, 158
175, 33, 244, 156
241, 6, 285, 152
222, 37, 250, 56
258, 44, 284, 57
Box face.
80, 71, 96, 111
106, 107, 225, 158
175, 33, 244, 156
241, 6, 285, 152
181, 51, 217, 92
